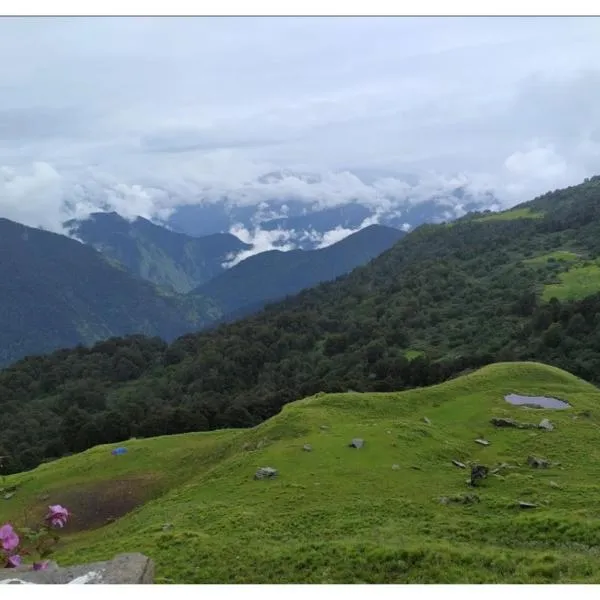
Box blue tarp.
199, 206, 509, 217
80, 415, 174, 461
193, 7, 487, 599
111, 447, 128, 456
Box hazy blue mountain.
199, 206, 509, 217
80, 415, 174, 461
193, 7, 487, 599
0, 218, 218, 366
65, 211, 250, 293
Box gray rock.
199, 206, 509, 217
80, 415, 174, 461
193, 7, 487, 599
441, 493, 480, 505
423, 417, 432, 425
490, 462, 512, 475
549, 481, 561, 489
538, 418, 554, 431
0, 553, 154, 584
391, 464, 400, 470
254, 467, 278, 480
319, 425, 329, 431
3, 492, 14, 500
527, 455, 550, 469
518, 501, 537, 509
302, 444, 312, 452
348, 438, 364, 449
451, 460, 466, 469
474, 438, 490, 446
162, 523, 173, 531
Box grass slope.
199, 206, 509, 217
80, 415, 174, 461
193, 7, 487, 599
3, 362, 600, 583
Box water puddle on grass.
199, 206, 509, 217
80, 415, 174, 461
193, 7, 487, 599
505, 394, 571, 410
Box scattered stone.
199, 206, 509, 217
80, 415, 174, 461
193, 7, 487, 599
527, 455, 550, 469
490, 462, 512, 475
302, 444, 312, 452
162, 523, 173, 532
475, 438, 490, 446
254, 467, 278, 480
518, 501, 537, 509
386, 430, 392, 435
423, 417, 432, 425
538, 418, 554, 431
0, 553, 154, 584
441, 493, 480, 505
490, 417, 537, 429
549, 481, 561, 489
452, 460, 466, 469
392, 464, 400, 470
3, 493, 14, 500
319, 425, 329, 431
470, 464, 489, 486
348, 438, 364, 449
491, 417, 519, 428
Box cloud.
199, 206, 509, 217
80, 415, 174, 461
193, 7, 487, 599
222, 224, 297, 267
0, 18, 599, 236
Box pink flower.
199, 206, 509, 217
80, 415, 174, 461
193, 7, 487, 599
33, 561, 49, 571
45, 505, 69, 528
0, 524, 19, 552
7, 554, 21, 568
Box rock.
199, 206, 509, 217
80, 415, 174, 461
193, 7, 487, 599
490, 417, 519, 428
302, 444, 312, 452
441, 493, 480, 505
0, 553, 154, 584
348, 438, 364, 449
391, 464, 400, 470
549, 481, 561, 489
451, 460, 466, 469
527, 455, 550, 469
423, 417, 432, 425
490, 462, 512, 475
162, 523, 173, 531
3, 492, 14, 500
474, 438, 490, 446
254, 467, 278, 480
470, 464, 489, 486
518, 501, 537, 509
538, 418, 554, 431
319, 425, 329, 431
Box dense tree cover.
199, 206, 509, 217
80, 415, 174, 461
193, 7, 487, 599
2, 176, 600, 475
194, 225, 405, 315
0, 218, 218, 367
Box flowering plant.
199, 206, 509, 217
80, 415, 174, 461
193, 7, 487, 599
1, 505, 70, 570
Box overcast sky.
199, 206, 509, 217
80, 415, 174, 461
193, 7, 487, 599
1, 16, 600, 231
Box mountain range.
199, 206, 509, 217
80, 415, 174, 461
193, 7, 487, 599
0, 215, 405, 366
1, 175, 600, 475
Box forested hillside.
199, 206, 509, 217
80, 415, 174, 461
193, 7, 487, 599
195, 224, 405, 316
0, 218, 219, 367
2, 176, 600, 474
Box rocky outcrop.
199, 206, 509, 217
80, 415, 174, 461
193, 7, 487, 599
0, 553, 154, 584
254, 467, 278, 480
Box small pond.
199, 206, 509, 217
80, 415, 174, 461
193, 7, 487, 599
504, 393, 571, 410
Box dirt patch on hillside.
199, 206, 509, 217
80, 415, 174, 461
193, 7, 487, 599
34, 475, 159, 533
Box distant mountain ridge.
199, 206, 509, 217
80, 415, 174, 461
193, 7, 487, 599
65, 212, 250, 293
194, 224, 405, 317
0, 217, 218, 366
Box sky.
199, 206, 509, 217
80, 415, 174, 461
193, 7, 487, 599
1, 16, 600, 234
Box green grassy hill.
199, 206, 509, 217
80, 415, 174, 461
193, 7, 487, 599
3, 362, 600, 583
